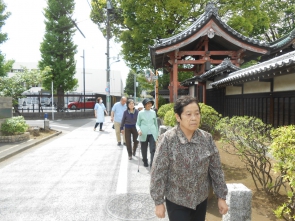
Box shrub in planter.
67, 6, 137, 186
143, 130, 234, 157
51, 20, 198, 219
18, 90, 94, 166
0, 116, 28, 135
270, 125, 295, 220
158, 103, 174, 119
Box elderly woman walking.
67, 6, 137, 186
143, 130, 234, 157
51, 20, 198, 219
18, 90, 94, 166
94, 97, 108, 131
150, 96, 228, 221
120, 99, 139, 160
136, 98, 158, 167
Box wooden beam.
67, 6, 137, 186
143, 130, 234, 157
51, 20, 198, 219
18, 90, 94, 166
178, 51, 236, 56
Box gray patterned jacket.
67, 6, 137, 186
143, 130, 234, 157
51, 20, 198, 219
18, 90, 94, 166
150, 126, 228, 209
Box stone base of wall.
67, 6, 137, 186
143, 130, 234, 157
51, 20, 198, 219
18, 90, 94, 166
0, 132, 30, 143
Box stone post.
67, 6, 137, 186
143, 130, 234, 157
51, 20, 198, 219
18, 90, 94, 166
222, 183, 252, 221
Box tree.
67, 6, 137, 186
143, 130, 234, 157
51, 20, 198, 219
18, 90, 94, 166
90, 0, 294, 71
124, 70, 141, 97
0, 0, 12, 77
0, 67, 51, 114
39, 0, 78, 110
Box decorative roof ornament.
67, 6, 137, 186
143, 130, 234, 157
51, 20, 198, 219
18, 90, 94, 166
207, 28, 215, 39
205, 2, 218, 15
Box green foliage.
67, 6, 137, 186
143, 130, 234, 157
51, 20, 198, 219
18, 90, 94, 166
158, 96, 167, 109
90, 0, 295, 70
270, 125, 295, 220
157, 103, 174, 119
0, 67, 51, 107
124, 70, 142, 97
199, 103, 221, 134
0, 0, 11, 77
163, 109, 177, 127
39, 0, 78, 108
0, 116, 28, 135
216, 116, 284, 193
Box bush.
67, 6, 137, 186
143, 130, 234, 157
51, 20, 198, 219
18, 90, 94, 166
216, 116, 283, 194
157, 103, 174, 119
157, 96, 167, 110
199, 103, 222, 134
0, 116, 28, 135
163, 109, 177, 127
270, 125, 295, 220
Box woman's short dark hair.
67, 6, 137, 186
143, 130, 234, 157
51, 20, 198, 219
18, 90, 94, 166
127, 99, 134, 110
174, 96, 200, 118
97, 97, 102, 103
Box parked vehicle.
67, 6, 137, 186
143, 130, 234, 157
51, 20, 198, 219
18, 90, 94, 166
67, 97, 96, 110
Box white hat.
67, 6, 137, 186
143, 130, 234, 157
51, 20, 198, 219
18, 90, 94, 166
137, 103, 144, 109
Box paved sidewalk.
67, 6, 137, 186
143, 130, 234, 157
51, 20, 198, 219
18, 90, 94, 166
0, 117, 169, 221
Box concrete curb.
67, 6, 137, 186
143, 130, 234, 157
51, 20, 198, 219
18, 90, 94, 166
0, 130, 62, 162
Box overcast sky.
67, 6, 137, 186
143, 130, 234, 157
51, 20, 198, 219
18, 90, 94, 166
1, 0, 129, 84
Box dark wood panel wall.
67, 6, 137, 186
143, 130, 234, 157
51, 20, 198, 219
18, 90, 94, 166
206, 89, 295, 128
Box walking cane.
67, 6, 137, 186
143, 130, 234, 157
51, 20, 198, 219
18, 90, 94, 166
138, 136, 141, 172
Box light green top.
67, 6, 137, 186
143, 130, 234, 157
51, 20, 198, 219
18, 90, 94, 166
136, 109, 158, 141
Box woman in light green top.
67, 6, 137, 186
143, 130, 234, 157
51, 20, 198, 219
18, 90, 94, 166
136, 98, 158, 167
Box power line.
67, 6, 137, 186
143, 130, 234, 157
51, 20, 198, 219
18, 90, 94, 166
86, 0, 92, 10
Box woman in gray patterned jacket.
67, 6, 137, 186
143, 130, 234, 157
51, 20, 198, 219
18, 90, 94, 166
150, 96, 228, 221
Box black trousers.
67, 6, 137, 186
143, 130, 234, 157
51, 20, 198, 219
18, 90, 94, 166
94, 122, 103, 130
166, 198, 208, 221
140, 134, 156, 165
124, 127, 138, 157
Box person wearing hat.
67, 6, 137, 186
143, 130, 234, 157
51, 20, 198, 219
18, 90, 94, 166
136, 98, 158, 167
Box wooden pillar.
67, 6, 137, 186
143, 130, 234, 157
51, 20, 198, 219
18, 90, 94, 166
173, 58, 178, 102
198, 82, 206, 104
169, 69, 173, 102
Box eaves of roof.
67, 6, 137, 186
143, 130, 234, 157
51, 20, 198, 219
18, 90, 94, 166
150, 3, 269, 53
210, 50, 295, 88
199, 58, 240, 79
270, 29, 295, 53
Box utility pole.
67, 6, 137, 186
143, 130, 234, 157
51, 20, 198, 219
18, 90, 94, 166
134, 73, 136, 102
106, 0, 112, 113
81, 49, 85, 112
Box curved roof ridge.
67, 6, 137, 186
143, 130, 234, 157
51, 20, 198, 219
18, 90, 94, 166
210, 50, 295, 87
270, 28, 295, 50
151, 3, 269, 49
200, 58, 240, 79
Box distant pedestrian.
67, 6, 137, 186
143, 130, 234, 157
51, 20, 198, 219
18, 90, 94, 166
137, 102, 144, 111
111, 96, 127, 146
94, 97, 108, 131
136, 98, 158, 167
121, 99, 139, 160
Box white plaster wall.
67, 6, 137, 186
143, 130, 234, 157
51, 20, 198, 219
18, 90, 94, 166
244, 81, 270, 94
206, 80, 213, 89
273, 74, 295, 92
226, 86, 242, 95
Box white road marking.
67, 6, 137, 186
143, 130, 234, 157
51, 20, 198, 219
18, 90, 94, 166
116, 145, 128, 194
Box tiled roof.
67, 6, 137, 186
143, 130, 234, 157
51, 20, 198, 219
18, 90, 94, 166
180, 58, 240, 86
200, 58, 240, 79
210, 50, 295, 88
151, 3, 269, 51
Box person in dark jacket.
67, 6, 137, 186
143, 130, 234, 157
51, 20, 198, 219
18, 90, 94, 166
121, 99, 139, 160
